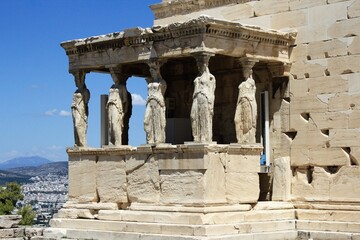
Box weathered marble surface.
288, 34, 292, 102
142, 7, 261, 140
272, 157, 291, 201
71, 71, 90, 147
190, 54, 216, 142
0, 215, 21, 228
144, 61, 167, 144
66, 144, 262, 206
235, 76, 257, 144
61, 16, 294, 73
107, 87, 124, 146
108, 69, 131, 146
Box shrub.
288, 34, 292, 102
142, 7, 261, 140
18, 205, 35, 225
0, 182, 23, 215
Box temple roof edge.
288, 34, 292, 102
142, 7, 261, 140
60, 15, 296, 54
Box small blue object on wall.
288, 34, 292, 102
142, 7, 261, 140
260, 154, 266, 165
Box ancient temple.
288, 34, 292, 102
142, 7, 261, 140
45, 0, 360, 239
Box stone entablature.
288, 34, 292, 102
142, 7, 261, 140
151, 0, 257, 20
61, 16, 294, 73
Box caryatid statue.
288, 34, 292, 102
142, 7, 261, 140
190, 53, 216, 142
71, 71, 90, 147
235, 59, 257, 144
107, 69, 130, 146
144, 60, 167, 144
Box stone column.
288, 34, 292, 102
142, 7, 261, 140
144, 59, 167, 144
234, 58, 258, 144
108, 67, 131, 146
190, 52, 216, 143
71, 70, 90, 147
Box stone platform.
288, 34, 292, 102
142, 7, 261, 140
42, 144, 360, 239
66, 144, 262, 206
41, 202, 360, 240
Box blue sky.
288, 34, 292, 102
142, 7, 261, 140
0, 0, 159, 162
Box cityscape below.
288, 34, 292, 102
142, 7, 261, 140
0, 157, 68, 226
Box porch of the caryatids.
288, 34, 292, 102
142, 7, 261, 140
71, 70, 90, 147
108, 67, 132, 146
144, 59, 167, 144
234, 58, 258, 144
190, 52, 216, 143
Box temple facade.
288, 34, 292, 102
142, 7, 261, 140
44, 0, 360, 239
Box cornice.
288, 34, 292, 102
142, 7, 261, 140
66, 143, 262, 157
150, 0, 257, 20
60, 16, 295, 57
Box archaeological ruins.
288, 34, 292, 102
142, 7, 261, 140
44, 0, 360, 239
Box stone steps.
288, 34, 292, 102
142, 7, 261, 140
297, 220, 360, 233
95, 208, 295, 225
43, 227, 299, 240
296, 209, 360, 222
44, 217, 360, 239
47, 207, 360, 239
49, 218, 296, 237
297, 230, 360, 240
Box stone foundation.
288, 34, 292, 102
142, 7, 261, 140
43, 202, 360, 240
41, 144, 360, 239
66, 144, 262, 207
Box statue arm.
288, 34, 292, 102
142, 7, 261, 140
160, 78, 167, 96
208, 75, 216, 114
144, 104, 151, 127
83, 88, 90, 116
251, 100, 257, 128
119, 87, 128, 112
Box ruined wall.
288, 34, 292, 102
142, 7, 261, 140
153, 0, 360, 203
0, 215, 44, 239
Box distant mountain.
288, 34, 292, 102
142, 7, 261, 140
0, 156, 52, 170
0, 161, 68, 185
7, 161, 68, 177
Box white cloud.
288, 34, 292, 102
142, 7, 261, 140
59, 110, 71, 117
45, 109, 57, 116
47, 145, 63, 150
45, 109, 71, 117
131, 93, 146, 106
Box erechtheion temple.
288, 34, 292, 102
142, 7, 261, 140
44, 0, 360, 239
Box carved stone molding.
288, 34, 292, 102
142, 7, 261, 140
150, 0, 257, 19
67, 146, 135, 157
109, 67, 130, 84
61, 16, 295, 70
234, 58, 258, 79
72, 70, 86, 88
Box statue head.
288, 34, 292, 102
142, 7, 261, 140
108, 88, 121, 103
148, 60, 163, 82
195, 53, 211, 74
72, 92, 83, 103
239, 77, 256, 97
148, 82, 160, 94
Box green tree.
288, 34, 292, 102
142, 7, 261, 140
18, 205, 35, 225
0, 182, 23, 215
